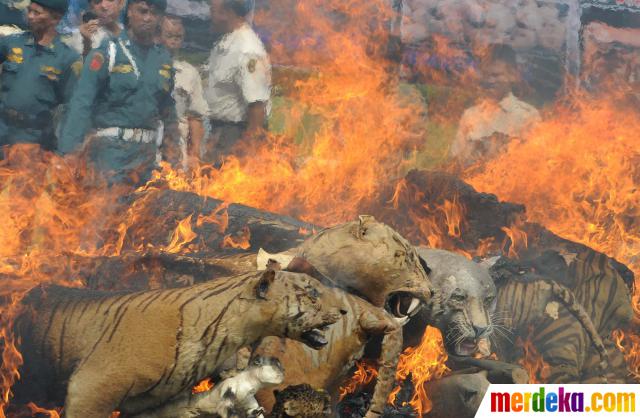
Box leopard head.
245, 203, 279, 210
295, 215, 434, 324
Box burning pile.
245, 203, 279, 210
1, 0, 639, 416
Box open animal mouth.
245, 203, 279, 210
455, 338, 479, 356
301, 327, 329, 349
386, 292, 423, 325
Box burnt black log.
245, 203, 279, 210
368, 169, 526, 252
66, 188, 316, 290
118, 188, 315, 256
69, 251, 257, 291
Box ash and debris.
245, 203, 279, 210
338, 378, 417, 418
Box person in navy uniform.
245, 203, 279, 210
0, 0, 81, 152
60, 0, 178, 185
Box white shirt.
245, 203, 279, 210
205, 23, 271, 123
173, 59, 208, 139
450, 93, 541, 164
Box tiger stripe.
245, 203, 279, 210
13, 271, 344, 417
494, 248, 634, 383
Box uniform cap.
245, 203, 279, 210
32, 0, 69, 14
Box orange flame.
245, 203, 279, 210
500, 221, 528, 259
391, 326, 450, 415
221, 226, 251, 250
150, 0, 425, 227
515, 327, 550, 384
466, 94, 640, 377
1, 0, 638, 414
26, 403, 61, 418
196, 203, 229, 233
298, 227, 312, 236
338, 360, 379, 401
612, 329, 640, 382
165, 214, 198, 254
192, 377, 214, 394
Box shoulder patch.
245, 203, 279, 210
71, 60, 83, 76
89, 52, 104, 71
159, 68, 171, 79
112, 64, 133, 74
41, 65, 62, 80
247, 58, 256, 73
7, 47, 23, 63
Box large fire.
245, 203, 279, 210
155, 0, 426, 226
391, 326, 450, 416
516, 327, 551, 384
613, 329, 640, 382
338, 360, 379, 401
466, 94, 640, 288
466, 93, 640, 381
1, 0, 639, 415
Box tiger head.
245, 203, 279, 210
242, 270, 346, 350
414, 248, 497, 356
294, 215, 434, 324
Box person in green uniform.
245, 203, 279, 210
59, 0, 178, 185
0, 0, 81, 152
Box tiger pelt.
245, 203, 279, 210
488, 249, 634, 383
132, 356, 284, 418
253, 277, 403, 418
14, 270, 345, 418
253, 216, 433, 417
411, 248, 634, 383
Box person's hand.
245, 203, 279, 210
79, 19, 99, 41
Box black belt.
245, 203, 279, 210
209, 119, 247, 129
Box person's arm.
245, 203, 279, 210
159, 61, 180, 165
186, 65, 208, 160
237, 52, 271, 137
78, 19, 99, 56
0, 35, 10, 64
58, 47, 108, 153
245, 101, 266, 136
187, 117, 204, 159
60, 53, 83, 104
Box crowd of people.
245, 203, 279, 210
0, 0, 271, 185
2, 0, 636, 186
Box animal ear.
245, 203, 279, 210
355, 214, 375, 239
419, 255, 432, 275
256, 269, 276, 299
266, 258, 282, 271
285, 257, 315, 275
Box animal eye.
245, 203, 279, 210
309, 288, 320, 299
485, 295, 495, 305
395, 250, 405, 258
